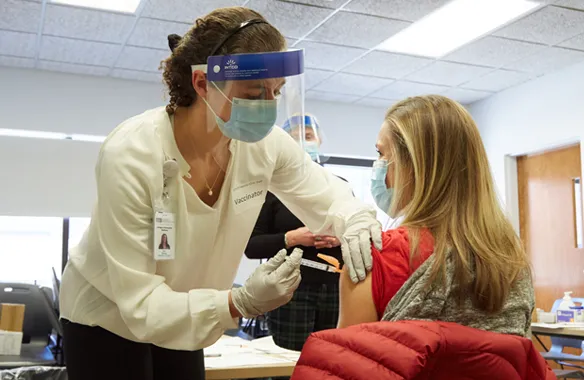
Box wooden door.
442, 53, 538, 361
517, 144, 583, 357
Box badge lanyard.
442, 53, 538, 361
153, 159, 179, 261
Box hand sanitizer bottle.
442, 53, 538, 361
557, 291, 576, 323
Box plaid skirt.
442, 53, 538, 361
266, 282, 339, 351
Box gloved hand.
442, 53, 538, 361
341, 211, 383, 283
231, 248, 303, 318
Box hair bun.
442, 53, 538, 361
167, 34, 182, 52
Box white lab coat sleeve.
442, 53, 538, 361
91, 144, 237, 351
268, 128, 377, 236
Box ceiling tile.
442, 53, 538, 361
38, 60, 110, 76
442, 88, 493, 105
280, 0, 346, 8
460, 69, 532, 92
343, 51, 432, 79
307, 11, 410, 49
0, 55, 35, 68
554, 0, 584, 10
444, 36, 544, 68
39, 36, 121, 66
493, 6, 584, 45
505, 46, 584, 74
247, 0, 332, 39
295, 41, 366, 70
111, 68, 163, 82
560, 33, 584, 50
345, 0, 451, 22
128, 18, 191, 50
304, 68, 334, 89
371, 81, 450, 100
306, 90, 361, 103
355, 97, 396, 108
0, 0, 42, 33
141, 0, 244, 23
43, 4, 135, 44
405, 61, 492, 86
0, 30, 36, 58
314, 72, 394, 96
115, 46, 168, 72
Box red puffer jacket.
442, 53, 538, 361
291, 321, 556, 380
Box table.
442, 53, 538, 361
532, 323, 584, 340
206, 360, 295, 380
0, 343, 56, 369
204, 335, 299, 380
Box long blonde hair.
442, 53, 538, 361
384, 95, 529, 313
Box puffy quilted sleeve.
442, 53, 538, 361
291, 321, 441, 380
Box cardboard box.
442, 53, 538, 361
0, 303, 26, 332
0, 330, 23, 355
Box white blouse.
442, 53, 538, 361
60, 107, 375, 351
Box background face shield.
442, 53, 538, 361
192, 50, 304, 145
282, 114, 329, 164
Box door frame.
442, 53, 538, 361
504, 138, 584, 235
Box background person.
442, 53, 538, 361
245, 114, 344, 351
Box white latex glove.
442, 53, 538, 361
341, 211, 383, 283
231, 248, 303, 318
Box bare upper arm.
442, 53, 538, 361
337, 267, 379, 328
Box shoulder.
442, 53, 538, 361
263, 126, 302, 162
101, 108, 164, 160
377, 227, 411, 256
232, 126, 294, 169
97, 108, 166, 190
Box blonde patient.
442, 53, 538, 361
337, 95, 534, 336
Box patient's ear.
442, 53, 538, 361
337, 269, 378, 328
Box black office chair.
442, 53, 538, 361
0, 283, 57, 369
51, 267, 60, 313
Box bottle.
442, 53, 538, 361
557, 291, 577, 323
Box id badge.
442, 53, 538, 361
153, 211, 176, 261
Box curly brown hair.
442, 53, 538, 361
160, 7, 286, 115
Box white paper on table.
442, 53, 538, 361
204, 353, 292, 368
532, 322, 584, 329
249, 336, 301, 355
204, 336, 254, 357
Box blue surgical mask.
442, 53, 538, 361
204, 87, 278, 143
371, 159, 394, 216
304, 141, 320, 161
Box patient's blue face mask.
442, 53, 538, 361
371, 159, 394, 216
204, 84, 278, 143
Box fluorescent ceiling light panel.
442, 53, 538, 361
0, 128, 106, 142
0, 129, 67, 140
51, 0, 142, 13
70, 134, 106, 143
376, 0, 541, 58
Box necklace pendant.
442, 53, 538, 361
208, 189, 213, 196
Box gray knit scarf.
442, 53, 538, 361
381, 254, 535, 337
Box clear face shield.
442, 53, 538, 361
282, 114, 328, 164
191, 49, 305, 147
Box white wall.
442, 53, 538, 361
469, 60, 584, 228
0, 67, 385, 216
